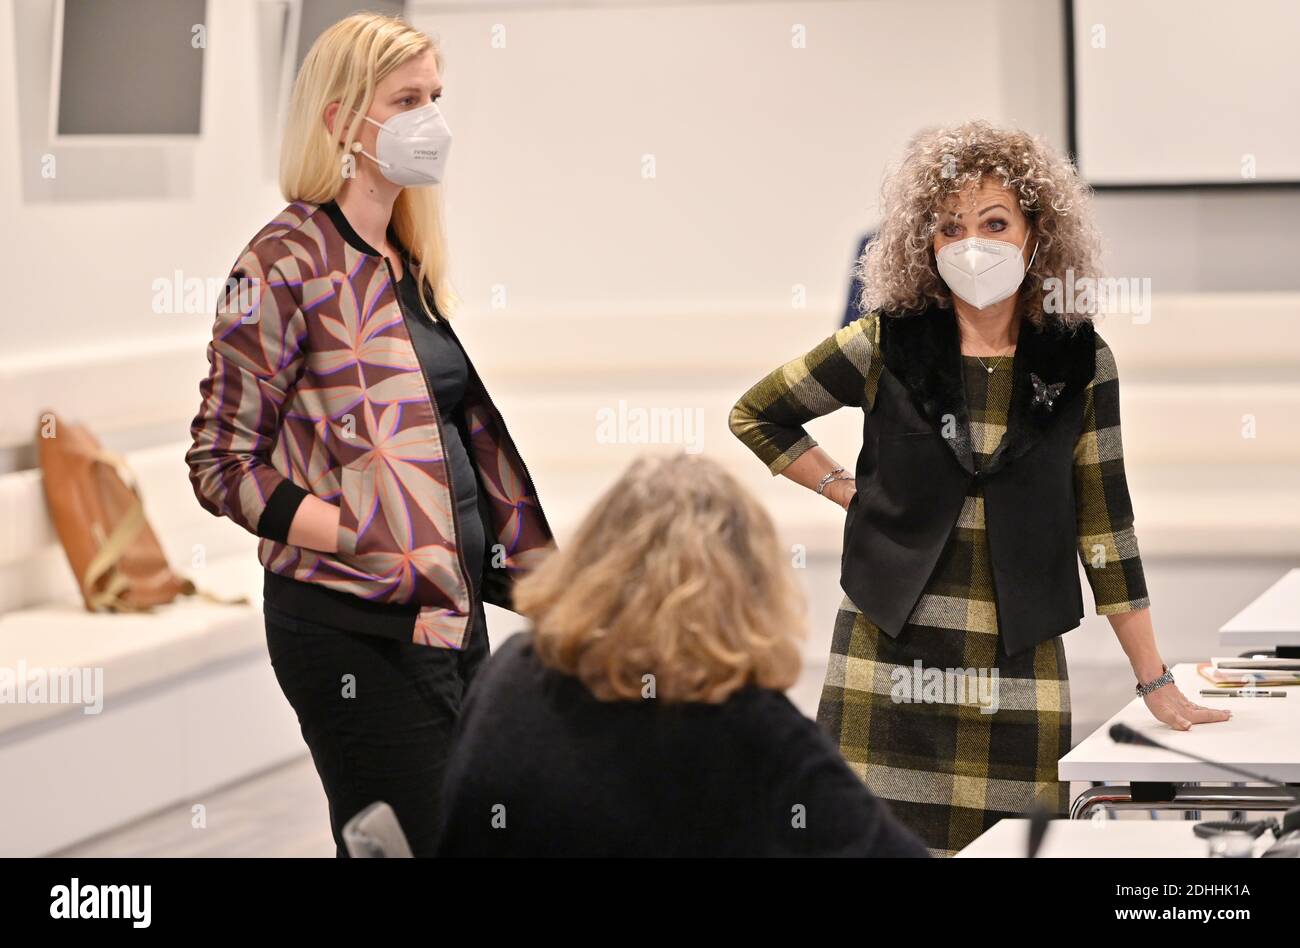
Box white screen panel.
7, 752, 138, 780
1071, 0, 1300, 185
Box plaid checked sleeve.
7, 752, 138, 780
1073, 335, 1151, 614
728, 314, 881, 475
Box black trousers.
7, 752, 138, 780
264, 602, 490, 857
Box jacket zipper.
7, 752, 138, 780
441, 320, 554, 542
382, 257, 476, 642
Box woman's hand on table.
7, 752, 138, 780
1144, 684, 1232, 731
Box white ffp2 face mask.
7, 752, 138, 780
935, 230, 1038, 309
356, 102, 452, 187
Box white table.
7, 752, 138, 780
957, 818, 1275, 858
1219, 568, 1300, 652
1060, 663, 1299, 819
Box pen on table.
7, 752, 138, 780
1199, 689, 1287, 698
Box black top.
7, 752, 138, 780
394, 266, 486, 597
434, 634, 931, 858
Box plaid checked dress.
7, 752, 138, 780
729, 313, 1150, 857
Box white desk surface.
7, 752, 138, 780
957, 818, 1274, 858
1059, 663, 1300, 783
1220, 568, 1300, 646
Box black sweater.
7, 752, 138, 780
435, 633, 930, 858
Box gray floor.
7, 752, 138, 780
56, 756, 335, 858
54, 662, 1148, 858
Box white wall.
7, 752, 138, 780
0, 0, 1093, 350
411, 0, 1016, 315
1, 0, 285, 361
4, 0, 1290, 364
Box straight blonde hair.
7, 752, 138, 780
279, 12, 457, 319
515, 453, 807, 704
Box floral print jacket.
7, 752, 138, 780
186, 202, 553, 648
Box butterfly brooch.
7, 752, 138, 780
1030, 372, 1066, 411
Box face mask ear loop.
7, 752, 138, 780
1025, 236, 1040, 272
349, 111, 393, 173
356, 146, 391, 172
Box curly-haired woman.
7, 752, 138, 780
729, 121, 1230, 856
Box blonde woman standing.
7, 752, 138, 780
186, 14, 552, 856
730, 122, 1229, 856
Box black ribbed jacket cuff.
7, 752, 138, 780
257, 479, 311, 543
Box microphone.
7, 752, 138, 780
1026, 802, 1052, 858
1108, 723, 1300, 856
1108, 722, 1159, 747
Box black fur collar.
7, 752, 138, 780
879, 303, 1096, 475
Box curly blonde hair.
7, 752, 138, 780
857, 120, 1103, 330
514, 452, 806, 703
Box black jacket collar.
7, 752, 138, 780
321, 199, 379, 255
879, 303, 1095, 476
321, 198, 434, 306
320, 199, 409, 263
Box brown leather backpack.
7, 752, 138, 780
36, 411, 248, 613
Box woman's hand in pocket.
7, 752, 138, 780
825, 478, 858, 511
286, 493, 342, 553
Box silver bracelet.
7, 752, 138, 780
815, 467, 852, 496
1135, 664, 1174, 697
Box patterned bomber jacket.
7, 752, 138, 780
186, 202, 554, 649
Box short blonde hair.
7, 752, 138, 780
515, 453, 806, 703
858, 119, 1103, 330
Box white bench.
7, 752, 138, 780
0, 441, 305, 856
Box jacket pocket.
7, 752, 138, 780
336, 461, 373, 558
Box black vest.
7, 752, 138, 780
840, 305, 1096, 657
